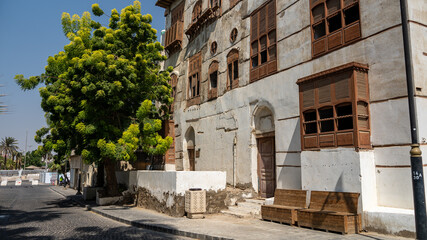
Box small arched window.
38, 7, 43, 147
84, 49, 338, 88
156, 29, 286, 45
192, 0, 203, 23
227, 49, 239, 91
208, 61, 219, 100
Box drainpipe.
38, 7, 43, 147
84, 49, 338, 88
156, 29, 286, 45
399, 0, 427, 238
233, 136, 237, 188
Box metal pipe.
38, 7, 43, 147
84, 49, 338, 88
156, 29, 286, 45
399, 0, 427, 238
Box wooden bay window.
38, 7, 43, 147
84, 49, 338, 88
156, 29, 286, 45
297, 62, 370, 150
164, 2, 184, 54
311, 0, 362, 57
187, 53, 202, 107
250, 0, 277, 83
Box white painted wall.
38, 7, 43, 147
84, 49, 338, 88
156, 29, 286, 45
136, 171, 226, 206
301, 148, 362, 193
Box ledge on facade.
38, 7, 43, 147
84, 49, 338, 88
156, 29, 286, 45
185, 6, 219, 39
155, 0, 174, 9
296, 62, 369, 85
186, 96, 201, 108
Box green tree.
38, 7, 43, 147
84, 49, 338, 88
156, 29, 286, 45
15, 1, 172, 196
0, 137, 18, 169
24, 150, 44, 168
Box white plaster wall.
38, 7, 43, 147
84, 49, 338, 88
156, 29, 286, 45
301, 148, 361, 192
416, 97, 427, 144
136, 171, 226, 206
370, 98, 411, 145
275, 118, 300, 152
175, 171, 226, 193
376, 167, 413, 209
364, 207, 416, 235
359, 151, 377, 211
360, 0, 401, 38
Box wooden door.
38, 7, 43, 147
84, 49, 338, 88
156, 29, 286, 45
188, 149, 195, 171
257, 137, 276, 198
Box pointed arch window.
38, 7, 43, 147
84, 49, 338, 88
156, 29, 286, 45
192, 0, 203, 23
208, 61, 219, 100
227, 49, 239, 91
187, 52, 202, 107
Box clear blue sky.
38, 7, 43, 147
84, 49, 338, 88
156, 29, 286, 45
0, 0, 165, 152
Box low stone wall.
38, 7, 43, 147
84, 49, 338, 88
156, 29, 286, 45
136, 171, 227, 217
137, 187, 185, 217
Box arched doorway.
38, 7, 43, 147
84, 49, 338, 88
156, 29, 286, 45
185, 127, 196, 171
253, 106, 276, 198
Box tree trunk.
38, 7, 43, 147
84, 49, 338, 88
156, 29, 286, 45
3, 154, 6, 170
104, 158, 119, 197
96, 161, 104, 187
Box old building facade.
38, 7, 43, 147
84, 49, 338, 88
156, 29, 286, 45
156, 0, 426, 236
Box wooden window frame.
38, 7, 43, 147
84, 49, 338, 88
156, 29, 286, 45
211, 41, 218, 54
230, 28, 238, 43
310, 0, 362, 58
192, 0, 203, 23
187, 53, 202, 107
297, 62, 370, 150
169, 74, 178, 113
250, 0, 277, 83
208, 61, 219, 100
227, 49, 239, 91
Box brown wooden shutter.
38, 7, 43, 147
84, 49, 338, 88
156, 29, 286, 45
326, 0, 340, 14
267, 1, 276, 30
356, 71, 367, 99
357, 102, 369, 129
251, 12, 258, 41
312, 4, 325, 23
334, 72, 350, 99
344, 0, 358, 7
302, 82, 315, 108
209, 61, 218, 74
259, 6, 267, 36
318, 78, 331, 103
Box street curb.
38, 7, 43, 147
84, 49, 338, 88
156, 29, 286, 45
49, 187, 232, 240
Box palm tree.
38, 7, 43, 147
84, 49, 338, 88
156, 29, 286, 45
15, 151, 23, 169
0, 137, 18, 169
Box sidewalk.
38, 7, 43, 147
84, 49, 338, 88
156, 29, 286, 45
50, 186, 407, 240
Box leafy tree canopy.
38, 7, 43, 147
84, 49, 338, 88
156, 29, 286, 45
15, 1, 173, 195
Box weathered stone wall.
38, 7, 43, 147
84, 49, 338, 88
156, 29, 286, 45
136, 187, 228, 217
137, 187, 185, 217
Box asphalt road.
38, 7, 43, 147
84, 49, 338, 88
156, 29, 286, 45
0, 185, 192, 240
